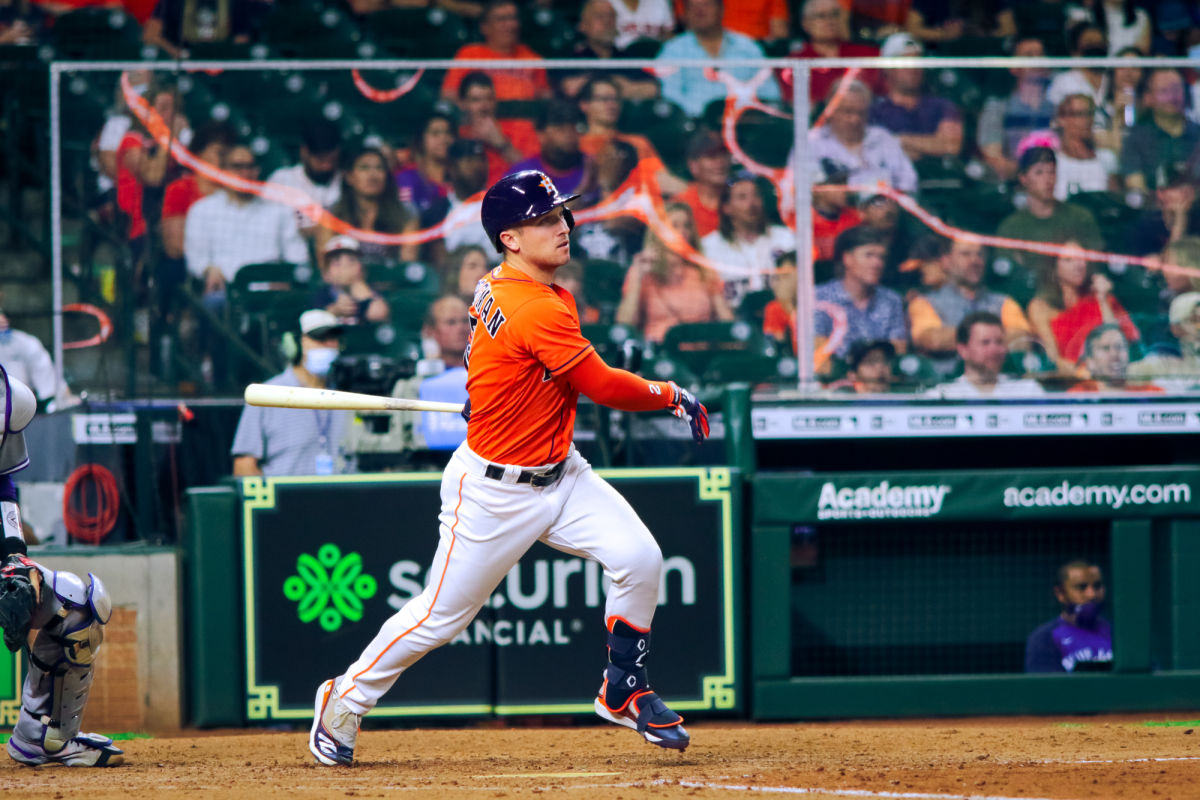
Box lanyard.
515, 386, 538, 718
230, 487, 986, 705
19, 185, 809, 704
314, 409, 333, 452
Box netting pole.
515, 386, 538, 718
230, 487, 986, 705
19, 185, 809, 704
49, 64, 64, 399
791, 61, 815, 390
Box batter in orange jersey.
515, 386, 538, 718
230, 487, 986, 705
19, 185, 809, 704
309, 171, 709, 767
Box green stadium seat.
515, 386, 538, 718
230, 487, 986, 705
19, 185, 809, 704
1103, 261, 1162, 314
1068, 191, 1139, 252
986, 255, 1038, 307
367, 7, 471, 58
660, 320, 768, 375
581, 323, 641, 367
264, 1, 369, 59
582, 259, 626, 313
736, 110, 792, 169
1003, 345, 1056, 378
639, 100, 698, 177
891, 352, 940, 392
228, 262, 315, 315
702, 353, 795, 386
620, 38, 662, 59
521, 6, 576, 57
368, 261, 440, 295
386, 291, 438, 335
739, 289, 775, 331
643, 355, 700, 391
53, 7, 146, 60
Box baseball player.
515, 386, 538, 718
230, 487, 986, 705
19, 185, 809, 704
0, 364, 123, 766
310, 170, 709, 766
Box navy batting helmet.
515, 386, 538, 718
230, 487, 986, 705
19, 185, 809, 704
480, 170, 579, 254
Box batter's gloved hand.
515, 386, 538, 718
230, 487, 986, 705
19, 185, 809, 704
0, 554, 38, 653
666, 382, 709, 444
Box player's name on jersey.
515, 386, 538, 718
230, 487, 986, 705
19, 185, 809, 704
750, 401, 1200, 439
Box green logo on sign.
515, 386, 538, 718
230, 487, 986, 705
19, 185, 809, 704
283, 543, 377, 632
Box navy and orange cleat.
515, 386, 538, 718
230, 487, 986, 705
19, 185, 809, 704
309, 678, 360, 766
594, 677, 690, 751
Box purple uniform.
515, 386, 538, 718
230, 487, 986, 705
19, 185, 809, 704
1024, 617, 1113, 672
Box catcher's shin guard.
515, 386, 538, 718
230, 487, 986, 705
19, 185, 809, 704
8, 569, 123, 767
593, 617, 689, 750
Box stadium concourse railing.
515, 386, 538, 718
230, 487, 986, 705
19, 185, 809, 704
46, 55, 1200, 401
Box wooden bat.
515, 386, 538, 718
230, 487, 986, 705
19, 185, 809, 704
244, 383, 465, 414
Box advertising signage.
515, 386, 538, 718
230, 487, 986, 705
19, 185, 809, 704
240, 468, 740, 720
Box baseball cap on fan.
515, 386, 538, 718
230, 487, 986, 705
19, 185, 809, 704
323, 235, 361, 257
880, 32, 923, 57
1169, 292, 1200, 327
299, 309, 345, 340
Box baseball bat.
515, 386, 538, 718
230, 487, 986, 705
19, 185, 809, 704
244, 383, 465, 414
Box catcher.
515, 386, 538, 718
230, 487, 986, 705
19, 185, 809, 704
0, 363, 123, 766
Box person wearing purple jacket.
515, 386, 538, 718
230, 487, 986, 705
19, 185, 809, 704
1024, 560, 1113, 673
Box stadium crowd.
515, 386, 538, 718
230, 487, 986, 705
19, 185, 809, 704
19, 0, 1200, 397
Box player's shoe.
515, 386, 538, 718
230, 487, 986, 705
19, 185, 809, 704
309, 678, 359, 766
6, 732, 124, 767
594, 677, 690, 751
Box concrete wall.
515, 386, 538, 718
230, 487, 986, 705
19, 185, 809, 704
33, 547, 182, 732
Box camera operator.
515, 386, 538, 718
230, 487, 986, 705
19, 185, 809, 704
231, 310, 354, 477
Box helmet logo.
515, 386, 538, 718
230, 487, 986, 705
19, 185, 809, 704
538, 174, 556, 197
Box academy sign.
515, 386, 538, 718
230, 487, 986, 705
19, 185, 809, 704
816, 479, 951, 520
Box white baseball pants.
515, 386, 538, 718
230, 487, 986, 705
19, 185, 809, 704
335, 442, 664, 715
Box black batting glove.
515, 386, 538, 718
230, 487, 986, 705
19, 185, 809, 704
666, 381, 710, 444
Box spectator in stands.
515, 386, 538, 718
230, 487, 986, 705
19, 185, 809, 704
313, 236, 390, 326
701, 172, 794, 310
996, 147, 1104, 272
455, 71, 539, 187
347, 0, 484, 17
1068, 323, 1161, 391
1026, 240, 1140, 371
420, 294, 471, 371
573, 139, 647, 265
0, 310, 73, 410
1025, 560, 1113, 673
656, 0, 780, 118
443, 243, 492, 302
0, 4, 35, 44
559, 0, 660, 100
554, 259, 602, 324
160, 121, 235, 339
438, 139, 496, 258
1049, 94, 1119, 198
815, 225, 907, 361
808, 79, 919, 198
143, 0, 271, 58
616, 202, 733, 342
231, 309, 352, 477
395, 112, 454, 225
94, 69, 150, 217
161, 121, 235, 263
838, 339, 896, 393
606, 0, 675, 50
508, 104, 590, 196
577, 76, 687, 195
317, 145, 420, 267
857, 191, 915, 289
977, 37, 1056, 182
908, 239, 1034, 375
184, 143, 308, 301
117, 79, 190, 266
1121, 68, 1200, 194
671, 129, 732, 238
812, 161, 861, 263
927, 311, 1045, 397
870, 33, 963, 162
1077, 0, 1151, 56
900, 234, 951, 297
721, 0, 789, 41
1131, 166, 1200, 255
1096, 46, 1144, 157
441, 0, 551, 102
1154, 237, 1200, 327
790, 0, 881, 105
266, 117, 343, 234
902, 0, 986, 47
1129, 290, 1200, 386
762, 250, 797, 352
1047, 22, 1111, 114
413, 295, 471, 449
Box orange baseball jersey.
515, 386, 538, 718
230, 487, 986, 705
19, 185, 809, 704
464, 263, 595, 466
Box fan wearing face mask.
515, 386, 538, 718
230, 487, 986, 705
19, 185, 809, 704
230, 310, 351, 477
1024, 559, 1113, 673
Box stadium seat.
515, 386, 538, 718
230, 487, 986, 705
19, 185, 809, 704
660, 320, 769, 375
644, 354, 700, 390
1069, 191, 1139, 252
736, 110, 792, 169
368, 261, 440, 295
891, 352, 940, 392
1103, 261, 1162, 314
620, 38, 662, 59
639, 100, 698, 177
386, 291, 438, 335
581, 323, 641, 368
582, 259, 626, 314
739, 288, 776, 331
362, 7, 470, 58
53, 7, 146, 60
228, 262, 315, 315
1003, 345, 1056, 378
264, 1, 376, 59
521, 6, 576, 57
986, 255, 1038, 307
703, 352, 795, 386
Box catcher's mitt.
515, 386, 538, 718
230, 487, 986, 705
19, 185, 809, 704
0, 554, 38, 652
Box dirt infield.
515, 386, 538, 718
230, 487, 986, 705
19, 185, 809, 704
1, 714, 1198, 798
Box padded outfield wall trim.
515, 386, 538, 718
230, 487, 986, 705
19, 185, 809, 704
184, 485, 244, 727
